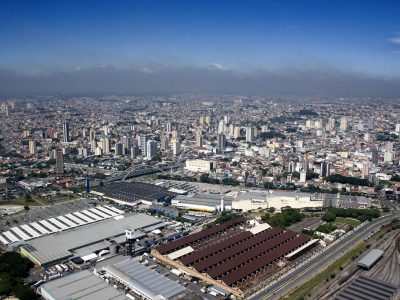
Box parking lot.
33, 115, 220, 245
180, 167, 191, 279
0, 198, 100, 231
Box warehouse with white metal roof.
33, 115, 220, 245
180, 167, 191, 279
104, 258, 186, 299
39, 270, 127, 300
20, 213, 161, 266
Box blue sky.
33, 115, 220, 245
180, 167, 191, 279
1, 0, 400, 76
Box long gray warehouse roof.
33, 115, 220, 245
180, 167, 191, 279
174, 193, 233, 206
335, 275, 397, 300
357, 249, 384, 269
105, 258, 185, 299
21, 213, 161, 265
39, 270, 127, 300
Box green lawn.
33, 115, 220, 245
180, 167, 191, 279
0, 198, 43, 206
335, 217, 361, 227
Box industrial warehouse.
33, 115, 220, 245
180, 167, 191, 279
104, 258, 186, 299
20, 213, 163, 266
0, 205, 125, 249
152, 216, 319, 297
93, 181, 177, 205
171, 190, 374, 213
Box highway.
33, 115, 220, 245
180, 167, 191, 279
250, 212, 397, 300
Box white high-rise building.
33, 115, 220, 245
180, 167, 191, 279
340, 117, 348, 131
29, 140, 37, 155
139, 135, 149, 156
396, 124, 400, 133
89, 128, 95, 141
63, 121, 70, 143
146, 140, 157, 158
218, 120, 225, 134
384, 151, 393, 162
101, 137, 110, 155
246, 126, 254, 142
299, 171, 307, 183
166, 122, 172, 133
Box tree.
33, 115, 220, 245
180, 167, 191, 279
268, 207, 275, 213
23, 205, 30, 212
321, 212, 336, 222
24, 194, 32, 202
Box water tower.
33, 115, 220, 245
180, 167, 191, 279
125, 229, 136, 257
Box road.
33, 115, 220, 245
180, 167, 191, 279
250, 212, 397, 300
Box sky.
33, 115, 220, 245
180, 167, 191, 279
1, 0, 400, 96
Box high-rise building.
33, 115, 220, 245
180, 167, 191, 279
385, 141, 394, 152
22, 129, 30, 138
299, 171, 307, 183
327, 118, 335, 130
146, 140, 157, 158
103, 125, 110, 135
234, 127, 241, 138
340, 117, 348, 131
91, 140, 97, 152
160, 135, 169, 150
101, 137, 110, 155
384, 151, 393, 163
320, 161, 331, 177
217, 120, 225, 134
63, 121, 70, 143
396, 124, 400, 133
223, 115, 230, 124
362, 163, 369, 179
29, 140, 37, 155
139, 135, 149, 156
89, 128, 95, 141
166, 122, 172, 133
172, 129, 178, 140
130, 145, 140, 158
115, 143, 123, 156
55, 149, 64, 174
371, 148, 379, 165
4, 105, 10, 117
246, 126, 254, 142
121, 136, 131, 155
172, 141, 181, 156
217, 133, 226, 151
199, 116, 205, 125
195, 132, 203, 148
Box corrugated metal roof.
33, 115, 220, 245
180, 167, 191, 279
21, 213, 161, 265
156, 216, 246, 254
105, 258, 185, 299
357, 249, 384, 269
191, 227, 283, 272
207, 230, 300, 279
39, 270, 127, 300
221, 234, 310, 285
335, 275, 397, 300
